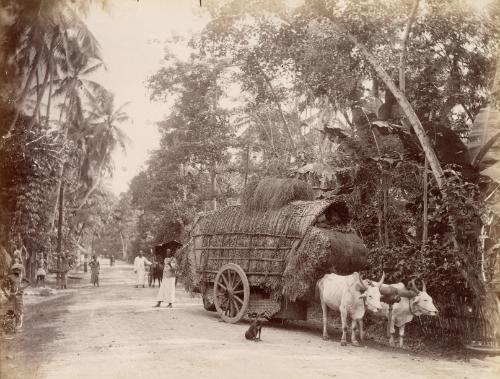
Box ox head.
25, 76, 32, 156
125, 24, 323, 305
409, 280, 438, 316
358, 272, 385, 313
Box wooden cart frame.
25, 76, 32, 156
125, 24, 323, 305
183, 200, 368, 323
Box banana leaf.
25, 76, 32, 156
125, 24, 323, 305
468, 106, 500, 173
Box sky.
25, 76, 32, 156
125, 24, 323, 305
85, 0, 209, 195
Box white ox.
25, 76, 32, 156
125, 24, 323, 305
371, 280, 439, 347
316, 272, 385, 346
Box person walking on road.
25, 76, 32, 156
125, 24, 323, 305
133, 250, 151, 288
154, 251, 177, 308
89, 255, 100, 287
36, 257, 46, 287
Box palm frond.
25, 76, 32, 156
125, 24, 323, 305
113, 101, 131, 116
469, 107, 500, 172
81, 62, 104, 76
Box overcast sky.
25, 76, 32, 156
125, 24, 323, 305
86, 0, 209, 195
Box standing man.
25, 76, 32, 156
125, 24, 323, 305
154, 251, 177, 308
133, 250, 151, 288
89, 255, 100, 287
83, 254, 88, 273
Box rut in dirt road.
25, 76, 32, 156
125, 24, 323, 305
1, 260, 499, 379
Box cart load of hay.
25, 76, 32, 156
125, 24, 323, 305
181, 178, 368, 302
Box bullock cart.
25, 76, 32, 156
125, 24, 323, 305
181, 180, 369, 323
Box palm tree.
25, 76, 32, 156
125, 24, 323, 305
47, 30, 107, 229
76, 91, 130, 211
1, 0, 102, 140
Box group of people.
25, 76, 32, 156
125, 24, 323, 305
87, 250, 177, 309
133, 249, 177, 308
1, 247, 177, 334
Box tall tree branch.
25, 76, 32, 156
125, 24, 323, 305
331, 23, 444, 188
399, 0, 420, 93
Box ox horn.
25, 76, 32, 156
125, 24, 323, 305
377, 271, 385, 287
358, 273, 368, 291
422, 280, 426, 292
409, 279, 419, 293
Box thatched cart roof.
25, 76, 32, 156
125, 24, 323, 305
197, 200, 332, 238
191, 199, 368, 301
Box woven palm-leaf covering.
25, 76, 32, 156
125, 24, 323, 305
282, 227, 368, 301
190, 199, 368, 302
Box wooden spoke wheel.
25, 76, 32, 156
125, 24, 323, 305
213, 263, 250, 323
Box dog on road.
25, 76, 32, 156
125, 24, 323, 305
245, 313, 265, 342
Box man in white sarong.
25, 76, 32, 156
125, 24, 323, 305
154, 252, 177, 308
133, 250, 151, 288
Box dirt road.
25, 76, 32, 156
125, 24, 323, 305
1, 260, 499, 379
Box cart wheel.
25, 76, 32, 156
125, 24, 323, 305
213, 263, 250, 323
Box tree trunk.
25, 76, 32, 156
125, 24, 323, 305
29, 32, 57, 130
56, 183, 64, 288
377, 207, 383, 245
372, 71, 379, 98
335, 26, 445, 188
399, 0, 420, 93
383, 176, 389, 246
45, 52, 55, 127
119, 231, 126, 259
422, 157, 429, 250
50, 162, 66, 230
5, 49, 42, 138
210, 164, 217, 211
77, 176, 102, 212
244, 142, 250, 186
35, 68, 41, 124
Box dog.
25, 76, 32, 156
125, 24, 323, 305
245, 312, 264, 342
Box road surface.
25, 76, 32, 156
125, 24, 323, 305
1, 260, 499, 379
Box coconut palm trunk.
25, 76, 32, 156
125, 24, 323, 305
28, 33, 57, 130
5, 49, 42, 138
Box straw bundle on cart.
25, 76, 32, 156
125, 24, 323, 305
186, 178, 368, 301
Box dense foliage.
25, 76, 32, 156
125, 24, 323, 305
0, 0, 127, 277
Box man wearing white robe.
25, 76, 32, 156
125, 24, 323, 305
133, 250, 151, 288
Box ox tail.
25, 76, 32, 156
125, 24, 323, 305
314, 280, 320, 303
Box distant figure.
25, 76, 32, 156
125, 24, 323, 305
1, 262, 30, 330
154, 254, 177, 308
11, 257, 25, 278
59, 254, 69, 289
89, 255, 100, 287
83, 255, 88, 273
110, 255, 115, 267
133, 250, 151, 288
36, 258, 46, 287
